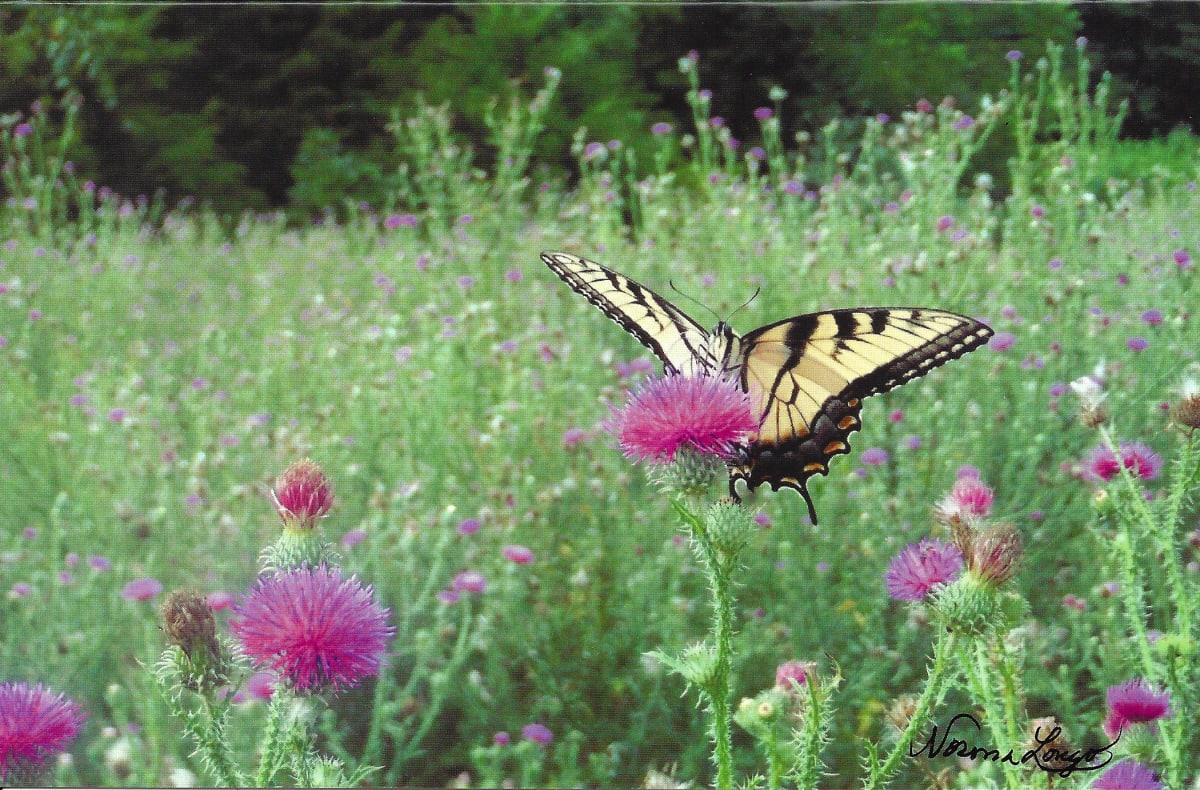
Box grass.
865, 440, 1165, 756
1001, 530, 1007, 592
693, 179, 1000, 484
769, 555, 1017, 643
1, 42, 1199, 788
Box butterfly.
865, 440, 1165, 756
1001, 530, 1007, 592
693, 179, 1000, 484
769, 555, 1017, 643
543, 251, 993, 524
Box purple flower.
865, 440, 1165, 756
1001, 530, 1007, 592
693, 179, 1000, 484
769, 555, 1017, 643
452, 571, 487, 594
936, 215, 955, 232
1006, 50, 1023, 62
875, 113, 890, 124
605, 375, 757, 464
885, 539, 963, 602
503, 545, 535, 564
1048, 257, 1063, 270
562, 427, 586, 448
1093, 761, 1162, 790
651, 122, 673, 136
952, 115, 975, 131
753, 107, 773, 121
1104, 678, 1171, 737
458, 518, 481, 535
121, 577, 163, 601
748, 146, 765, 161
12, 123, 32, 138
246, 671, 276, 701
989, 332, 1016, 352
493, 731, 511, 746
1141, 309, 1163, 325
207, 591, 235, 611
1030, 204, 1045, 218
273, 459, 333, 530
522, 722, 553, 746
231, 565, 394, 693
342, 529, 367, 548
1081, 442, 1162, 482
583, 142, 605, 161
1173, 248, 1191, 269
1127, 336, 1149, 352
88, 555, 111, 571
0, 682, 86, 781
860, 447, 890, 466
774, 660, 813, 691
383, 214, 417, 230
784, 179, 803, 195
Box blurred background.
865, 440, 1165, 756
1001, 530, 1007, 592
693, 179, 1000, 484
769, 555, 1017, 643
2, 3, 1196, 217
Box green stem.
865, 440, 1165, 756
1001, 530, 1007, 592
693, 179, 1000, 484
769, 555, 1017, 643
255, 695, 289, 787
864, 629, 958, 790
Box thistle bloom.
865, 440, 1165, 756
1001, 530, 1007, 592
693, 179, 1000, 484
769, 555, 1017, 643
121, 577, 164, 601
0, 682, 86, 781
502, 545, 535, 564
885, 539, 963, 602
605, 375, 757, 464
1103, 678, 1171, 737
230, 566, 393, 693
1081, 442, 1163, 482
522, 722, 553, 746
774, 660, 815, 691
272, 458, 333, 530
1093, 761, 1163, 790
935, 475, 994, 525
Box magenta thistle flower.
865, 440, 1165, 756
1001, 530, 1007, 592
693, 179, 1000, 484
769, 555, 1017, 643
605, 375, 757, 464
458, 518, 481, 535
935, 476, 994, 524
885, 539, 963, 602
452, 571, 487, 594
230, 566, 394, 693
774, 660, 815, 691
0, 682, 86, 781
1103, 678, 1171, 737
502, 545, 535, 564
522, 722, 553, 745
272, 458, 333, 530
989, 332, 1016, 352
651, 122, 673, 136
753, 106, 773, 121
860, 447, 889, 466
1093, 761, 1162, 790
121, 577, 163, 601
1082, 442, 1163, 482
493, 731, 511, 746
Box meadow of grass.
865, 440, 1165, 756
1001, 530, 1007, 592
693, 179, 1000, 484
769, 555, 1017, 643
1, 42, 1198, 788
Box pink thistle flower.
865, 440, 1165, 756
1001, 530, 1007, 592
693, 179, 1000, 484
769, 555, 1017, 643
1093, 761, 1162, 790
885, 539, 963, 602
1173, 248, 1191, 269
502, 545, 535, 564
605, 375, 756, 464
1104, 678, 1171, 737
774, 660, 815, 691
121, 577, 163, 601
562, 427, 586, 448
522, 722, 553, 745
342, 529, 367, 548
458, 518, 481, 535
0, 682, 86, 781
230, 566, 394, 693
753, 107, 773, 121
936, 215, 955, 232
860, 447, 890, 465
493, 731, 511, 746
915, 98, 933, 113
1127, 336, 1149, 352
246, 671, 276, 701
272, 458, 333, 530
989, 332, 1016, 352
1141, 309, 1163, 325
936, 476, 994, 524
452, 571, 487, 594
1081, 442, 1163, 482
207, 591, 235, 611
651, 122, 673, 135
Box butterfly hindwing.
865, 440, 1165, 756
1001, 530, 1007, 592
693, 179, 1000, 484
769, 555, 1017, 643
732, 308, 993, 522
541, 251, 721, 376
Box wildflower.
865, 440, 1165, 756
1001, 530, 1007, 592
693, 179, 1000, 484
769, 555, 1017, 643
1173, 248, 1191, 269
952, 115, 975, 130
493, 731, 510, 746
522, 723, 553, 746
341, 529, 367, 548
452, 571, 487, 594
1006, 50, 1023, 62
161, 589, 220, 662
885, 539, 963, 602
875, 112, 890, 124
915, 98, 933, 113
1048, 257, 1063, 270
1070, 374, 1108, 427
207, 591, 234, 611
860, 447, 889, 466
383, 214, 417, 230
122, 577, 164, 601
0, 682, 86, 782
989, 332, 1016, 352
1172, 379, 1200, 430
502, 545, 535, 564
12, 123, 32, 138
753, 107, 773, 121
246, 671, 275, 701
1030, 204, 1045, 218
88, 555, 112, 571
230, 565, 393, 693
651, 122, 673, 136
1093, 761, 1162, 790
1084, 442, 1163, 482
1141, 309, 1163, 325
1104, 678, 1171, 737
774, 660, 815, 691
936, 215, 955, 232
605, 375, 756, 464
272, 458, 333, 531
458, 518, 481, 535
934, 475, 994, 526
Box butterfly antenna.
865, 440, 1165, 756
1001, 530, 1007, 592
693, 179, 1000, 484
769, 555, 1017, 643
728, 287, 761, 324
667, 280, 722, 324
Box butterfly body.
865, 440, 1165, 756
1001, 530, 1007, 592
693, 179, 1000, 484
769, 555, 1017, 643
543, 251, 992, 523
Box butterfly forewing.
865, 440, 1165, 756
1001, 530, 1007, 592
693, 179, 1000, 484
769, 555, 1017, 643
542, 251, 723, 376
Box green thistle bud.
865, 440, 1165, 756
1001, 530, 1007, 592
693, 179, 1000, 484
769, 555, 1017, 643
650, 447, 724, 497
704, 498, 756, 556
649, 642, 720, 690
929, 575, 1003, 636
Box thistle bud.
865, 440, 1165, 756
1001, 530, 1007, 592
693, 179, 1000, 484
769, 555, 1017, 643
966, 523, 1023, 587
272, 458, 333, 531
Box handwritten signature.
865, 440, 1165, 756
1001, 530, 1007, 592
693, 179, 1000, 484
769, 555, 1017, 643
910, 712, 1117, 778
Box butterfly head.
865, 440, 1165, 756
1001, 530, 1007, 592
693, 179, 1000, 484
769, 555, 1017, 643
710, 321, 740, 375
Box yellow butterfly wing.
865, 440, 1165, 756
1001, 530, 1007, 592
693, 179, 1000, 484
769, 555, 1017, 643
542, 251, 725, 376
732, 308, 993, 523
